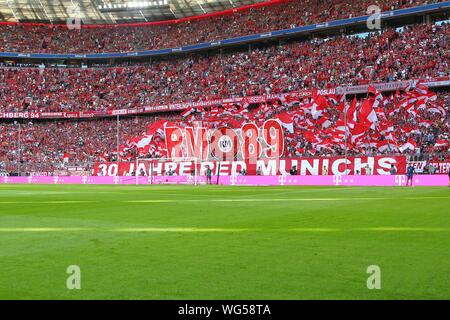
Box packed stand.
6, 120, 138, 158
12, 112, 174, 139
0, 0, 441, 54
0, 23, 448, 113
0, 116, 157, 173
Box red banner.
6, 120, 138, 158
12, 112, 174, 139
0, 112, 41, 119
93, 156, 406, 176
407, 161, 449, 173
428, 162, 449, 173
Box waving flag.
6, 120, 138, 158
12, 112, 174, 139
146, 119, 167, 136
275, 112, 294, 133
360, 98, 378, 124
346, 96, 358, 125
335, 118, 346, 133
434, 140, 449, 148
181, 106, 196, 118
377, 140, 398, 152
317, 116, 332, 128
399, 140, 417, 152
419, 120, 433, 128
135, 134, 153, 149
283, 94, 300, 107
350, 123, 369, 144
309, 93, 329, 119
426, 103, 446, 116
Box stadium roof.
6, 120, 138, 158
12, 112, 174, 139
0, 0, 267, 24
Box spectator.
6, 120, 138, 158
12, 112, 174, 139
428, 164, 436, 174
389, 164, 397, 175
290, 165, 298, 175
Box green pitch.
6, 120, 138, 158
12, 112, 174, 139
0, 184, 449, 300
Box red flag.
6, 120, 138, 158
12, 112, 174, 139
368, 85, 378, 96
346, 96, 357, 122
181, 107, 195, 118
350, 122, 370, 142
434, 140, 449, 148
360, 98, 378, 123
275, 112, 294, 133
399, 139, 417, 152
317, 116, 332, 128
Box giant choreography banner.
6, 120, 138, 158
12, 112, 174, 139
93, 156, 407, 176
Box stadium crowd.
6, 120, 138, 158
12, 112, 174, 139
0, 116, 154, 173
0, 23, 448, 113
0, 0, 442, 54
0, 88, 448, 174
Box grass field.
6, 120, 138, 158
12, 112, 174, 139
0, 184, 449, 300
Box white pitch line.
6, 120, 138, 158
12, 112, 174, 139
0, 227, 91, 232
127, 198, 353, 203
357, 227, 450, 232
210, 198, 345, 202
0, 197, 447, 205
127, 197, 450, 203
0, 201, 95, 204
112, 227, 253, 232
42, 201, 96, 204
0, 227, 448, 233
288, 228, 340, 232
123, 200, 175, 203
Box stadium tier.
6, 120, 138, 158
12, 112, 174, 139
0, 22, 448, 113
0, 87, 448, 174
0, 0, 443, 54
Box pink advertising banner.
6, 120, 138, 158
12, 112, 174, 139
1, 175, 448, 186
